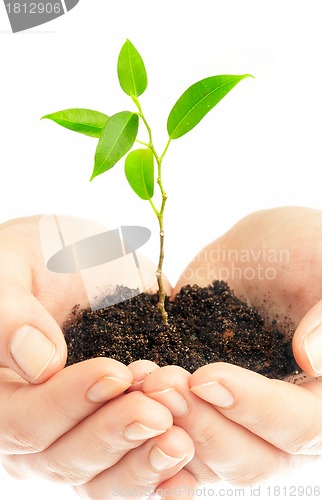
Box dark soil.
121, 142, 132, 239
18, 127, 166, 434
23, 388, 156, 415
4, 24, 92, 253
63, 280, 300, 379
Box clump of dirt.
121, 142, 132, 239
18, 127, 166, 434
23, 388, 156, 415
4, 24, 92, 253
63, 280, 300, 379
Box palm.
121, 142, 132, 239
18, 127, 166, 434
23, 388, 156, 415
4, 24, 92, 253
3, 215, 161, 328
1, 216, 90, 327
175, 206, 322, 328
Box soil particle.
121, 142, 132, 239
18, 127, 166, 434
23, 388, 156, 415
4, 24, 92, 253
63, 280, 300, 379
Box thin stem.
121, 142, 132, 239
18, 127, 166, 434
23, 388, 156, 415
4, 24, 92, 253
135, 138, 150, 147
155, 155, 168, 324
148, 197, 159, 218
160, 137, 171, 162
131, 94, 169, 324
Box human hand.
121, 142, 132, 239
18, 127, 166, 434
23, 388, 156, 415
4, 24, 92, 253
0, 215, 161, 384
0, 216, 194, 498
0, 215, 102, 383
174, 205, 322, 366
0, 358, 194, 498
140, 207, 322, 486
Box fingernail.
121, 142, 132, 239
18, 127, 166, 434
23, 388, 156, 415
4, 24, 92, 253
123, 422, 166, 441
191, 381, 235, 408
147, 388, 188, 418
149, 446, 185, 471
304, 325, 322, 375
10, 325, 56, 380
87, 376, 131, 403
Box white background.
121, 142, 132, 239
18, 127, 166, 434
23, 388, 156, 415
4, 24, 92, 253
1, 0, 322, 498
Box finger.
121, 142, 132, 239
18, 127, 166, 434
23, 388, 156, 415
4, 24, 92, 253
0, 218, 70, 383
190, 362, 322, 455
127, 360, 160, 391
0, 216, 95, 384
142, 366, 289, 485
0, 282, 67, 384
184, 456, 221, 485
156, 469, 199, 500
75, 426, 194, 499
9, 392, 174, 485
293, 299, 322, 377
0, 358, 133, 455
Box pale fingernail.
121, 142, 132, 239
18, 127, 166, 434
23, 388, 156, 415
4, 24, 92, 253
149, 446, 185, 471
191, 381, 235, 408
304, 325, 322, 375
87, 376, 131, 403
123, 422, 166, 441
147, 388, 188, 418
10, 325, 56, 380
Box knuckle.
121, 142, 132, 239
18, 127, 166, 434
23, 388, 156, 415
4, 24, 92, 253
226, 465, 270, 487
45, 395, 77, 428
224, 451, 288, 487
279, 410, 322, 455
76, 431, 123, 473
246, 408, 272, 429
121, 468, 157, 496
46, 460, 87, 485
91, 435, 121, 464
185, 458, 220, 484
2, 423, 47, 454
193, 423, 216, 448
286, 433, 322, 454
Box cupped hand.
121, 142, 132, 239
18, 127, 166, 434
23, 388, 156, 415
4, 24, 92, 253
175, 206, 322, 377
0, 216, 194, 499
4, 207, 322, 494
140, 207, 322, 487
0, 215, 161, 384
142, 363, 322, 487
0, 359, 194, 498
0, 215, 88, 383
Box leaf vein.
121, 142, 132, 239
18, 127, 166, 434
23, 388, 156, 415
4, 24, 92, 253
170, 77, 244, 138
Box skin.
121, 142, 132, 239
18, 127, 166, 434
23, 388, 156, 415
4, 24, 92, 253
141, 206, 322, 487
1, 207, 322, 497
0, 216, 195, 499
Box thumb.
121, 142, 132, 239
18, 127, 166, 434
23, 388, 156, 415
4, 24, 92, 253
293, 299, 322, 378
0, 284, 67, 384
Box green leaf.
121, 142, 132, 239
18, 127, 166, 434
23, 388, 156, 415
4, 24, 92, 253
91, 111, 139, 181
117, 39, 148, 97
125, 149, 154, 200
167, 74, 253, 139
41, 109, 109, 138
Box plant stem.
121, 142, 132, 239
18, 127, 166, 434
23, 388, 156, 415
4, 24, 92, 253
132, 95, 170, 324
155, 155, 168, 324
135, 138, 150, 147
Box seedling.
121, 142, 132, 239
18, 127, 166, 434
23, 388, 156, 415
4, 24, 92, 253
42, 39, 252, 324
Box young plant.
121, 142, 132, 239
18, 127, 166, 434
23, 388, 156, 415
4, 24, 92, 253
42, 40, 252, 324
